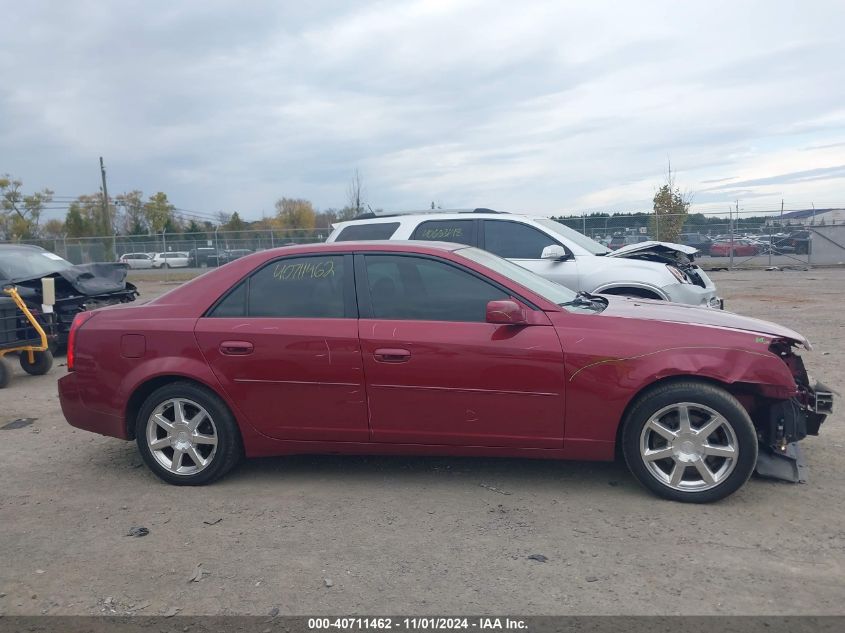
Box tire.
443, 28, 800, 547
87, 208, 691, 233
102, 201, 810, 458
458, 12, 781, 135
0, 357, 11, 388
621, 380, 758, 503
19, 350, 53, 375
135, 381, 243, 485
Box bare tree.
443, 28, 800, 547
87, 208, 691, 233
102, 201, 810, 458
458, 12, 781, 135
345, 168, 366, 218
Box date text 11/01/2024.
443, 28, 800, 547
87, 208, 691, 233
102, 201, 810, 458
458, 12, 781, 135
308, 618, 527, 630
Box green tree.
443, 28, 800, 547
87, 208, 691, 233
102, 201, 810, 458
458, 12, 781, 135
63, 195, 101, 237
0, 174, 54, 239
143, 192, 175, 234
650, 169, 690, 242
274, 197, 316, 230
224, 211, 247, 232
41, 218, 66, 239
116, 190, 147, 235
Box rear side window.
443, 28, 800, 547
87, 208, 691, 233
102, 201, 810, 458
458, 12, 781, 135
250, 255, 346, 318
335, 223, 400, 242
411, 220, 475, 245
483, 220, 558, 259
208, 255, 347, 318
208, 281, 247, 317
363, 255, 507, 322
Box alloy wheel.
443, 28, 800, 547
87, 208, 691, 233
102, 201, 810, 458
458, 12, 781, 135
639, 402, 738, 492
145, 398, 218, 475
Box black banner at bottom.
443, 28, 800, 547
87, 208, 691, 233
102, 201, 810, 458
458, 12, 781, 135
0, 616, 842, 633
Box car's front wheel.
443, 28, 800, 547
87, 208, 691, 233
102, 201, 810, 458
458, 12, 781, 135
622, 380, 757, 502
136, 382, 243, 485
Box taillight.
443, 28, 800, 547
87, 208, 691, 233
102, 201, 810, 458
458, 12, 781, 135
67, 311, 96, 371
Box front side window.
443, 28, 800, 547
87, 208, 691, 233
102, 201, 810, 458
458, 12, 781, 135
483, 221, 558, 259
209, 255, 346, 318
411, 220, 475, 245
364, 255, 507, 322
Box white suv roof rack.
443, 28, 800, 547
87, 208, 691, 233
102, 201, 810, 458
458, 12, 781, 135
355, 207, 507, 219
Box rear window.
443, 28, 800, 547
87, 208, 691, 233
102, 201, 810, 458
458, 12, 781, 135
335, 222, 400, 242
410, 220, 475, 245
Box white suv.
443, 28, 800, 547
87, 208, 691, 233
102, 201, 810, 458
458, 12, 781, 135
327, 210, 722, 308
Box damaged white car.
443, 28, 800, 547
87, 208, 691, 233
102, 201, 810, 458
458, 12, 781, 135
327, 210, 722, 309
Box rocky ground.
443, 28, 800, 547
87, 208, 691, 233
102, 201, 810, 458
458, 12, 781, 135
0, 269, 843, 615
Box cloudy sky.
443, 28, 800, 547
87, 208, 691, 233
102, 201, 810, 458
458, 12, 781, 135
2, 0, 845, 221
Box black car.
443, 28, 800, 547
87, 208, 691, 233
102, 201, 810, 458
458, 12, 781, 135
206, 248, 254, 267
187, 247, 217, 267
0, 244, 138, 349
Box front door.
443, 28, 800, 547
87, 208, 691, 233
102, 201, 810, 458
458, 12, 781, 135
356, 253, 566, 448
194, 253, 369, 442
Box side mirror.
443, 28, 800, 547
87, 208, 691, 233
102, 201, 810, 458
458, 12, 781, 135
541, 245, 568, 260
486, 300, 527, 325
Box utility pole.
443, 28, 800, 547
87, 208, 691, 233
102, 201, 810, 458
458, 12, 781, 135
99, 157, 110, 236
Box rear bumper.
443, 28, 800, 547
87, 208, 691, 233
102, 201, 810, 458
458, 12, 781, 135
58, 373, 129, 439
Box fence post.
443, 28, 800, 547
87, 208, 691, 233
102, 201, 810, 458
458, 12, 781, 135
162, 230, 168, 283
768, 223, 772, 267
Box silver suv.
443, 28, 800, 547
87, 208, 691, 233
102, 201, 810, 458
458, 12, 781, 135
327, 210, 722, 308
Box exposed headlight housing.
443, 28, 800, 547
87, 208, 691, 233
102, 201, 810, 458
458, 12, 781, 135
666, 265, 691, 284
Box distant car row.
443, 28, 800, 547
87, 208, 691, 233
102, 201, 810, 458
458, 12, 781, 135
119, 249, 255, 269
602, 232, 810, 257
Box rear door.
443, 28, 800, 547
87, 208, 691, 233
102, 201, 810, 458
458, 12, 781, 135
356, 252, 566, 448
194, 253, 369, 442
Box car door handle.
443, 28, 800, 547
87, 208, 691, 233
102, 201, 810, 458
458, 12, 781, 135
374, 348, 411, 363
219, 340, 254, 355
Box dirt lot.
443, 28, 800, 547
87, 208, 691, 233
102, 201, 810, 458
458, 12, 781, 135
1, 269, 843, 616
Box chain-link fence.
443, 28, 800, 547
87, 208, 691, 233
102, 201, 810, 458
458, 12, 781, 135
6, 227, 331, 266
3, 210, 845, 269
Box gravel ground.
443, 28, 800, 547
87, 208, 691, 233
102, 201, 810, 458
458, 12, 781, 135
0, 269, 843, 615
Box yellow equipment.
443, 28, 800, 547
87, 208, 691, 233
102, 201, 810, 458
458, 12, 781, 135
0, 286, 54, 388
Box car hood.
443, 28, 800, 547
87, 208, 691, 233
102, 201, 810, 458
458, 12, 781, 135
606, 240, 698, 264
599, 295, 811, 349
10, 263, 138, 299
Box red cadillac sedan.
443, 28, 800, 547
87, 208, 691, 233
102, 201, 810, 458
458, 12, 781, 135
58, 242, 832, 502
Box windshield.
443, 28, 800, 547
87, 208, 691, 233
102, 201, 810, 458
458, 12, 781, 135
0, 249, 74, 281
534, 218, 610, 255
456, 246, 578, 306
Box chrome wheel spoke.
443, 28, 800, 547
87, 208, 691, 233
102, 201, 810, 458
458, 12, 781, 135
677, 405, 692, 434
149, 436, 171, 451
186, 411, 206, 431
170, 448, 186, 472
643, 446, 674, 462
154, 413, 175, 433
703, 444, 736, 459
173, 400, 187, 425
187, 445, 207, 468
646, 419, 677, 441
693, 458, 716, 485
669, 462, 686, 486
697, 414, 726, 439
193, 433, 217, 446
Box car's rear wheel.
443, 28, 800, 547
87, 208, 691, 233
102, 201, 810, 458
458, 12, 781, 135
19, 350, 53, 375
136, 382, 243, 485
622, 381, 757, 503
